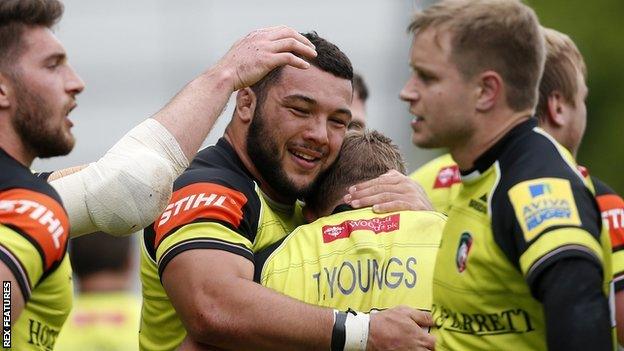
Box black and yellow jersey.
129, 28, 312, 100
139, 138, 304, 351
410, 153, 461, 215
431, 119, 613, 350
413, 153, 624, 296
0, 148, 72, 350
256, 206, 445, 312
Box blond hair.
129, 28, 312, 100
536, 27, 587, 120
306, 130, 405, 214
408, 0, 545, 112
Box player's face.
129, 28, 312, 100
247, 65, 352, 199
348, 92, 366, 131
564, 69, 588, 157
9, 26, 84, 158
400, 28, 477, 149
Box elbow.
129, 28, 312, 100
183, 301, 235, 345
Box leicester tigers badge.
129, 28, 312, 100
456, 232, 473, 273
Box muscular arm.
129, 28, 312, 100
534, 257, 612, 351
163, 249, 333, 351
162, 249, 434, 351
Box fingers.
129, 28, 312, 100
409, 309, 433, 327
371, 201, 417, 214
271, 38, 317, 59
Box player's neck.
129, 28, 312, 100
0, 123, 35, 166
451, 109, 532, 171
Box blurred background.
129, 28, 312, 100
33, 0, 623, 193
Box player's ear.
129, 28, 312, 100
546, 91, 566, 127
0, 73, 12, 109
234, 88, 257, 123
475, 71, 502, 112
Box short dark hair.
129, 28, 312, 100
70, 232, 132, 279
306, 130, 406, 214
353, 72, 369, 102
0, 0, 64, 71
250, 31, 353, 106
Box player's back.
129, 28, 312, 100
257, 207, 446, 312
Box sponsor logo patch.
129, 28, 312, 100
455, 232, 473, 273
154, 183, 247, 246
322, 214, 400, 243
433, 165, 461, 189
508, 178, 581, 242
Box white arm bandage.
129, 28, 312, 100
50, 118, 189, 237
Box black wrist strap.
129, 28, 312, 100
331, 310, 347, 351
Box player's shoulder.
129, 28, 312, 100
496, 126, 585, 192
0, 149, 69, 274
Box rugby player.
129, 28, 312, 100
55, 232, 140, 350
257, 130, 444, 351
141, 32, 434, 351
400, 0, 613, 349
408, 25, 624, 345
0, 1, 79, 349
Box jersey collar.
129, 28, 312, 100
460, 118, 538, 180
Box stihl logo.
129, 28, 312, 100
158, 193, 230, 227
322, 214, 400, 243
433, 165, 461, 189
603, 208, 624, 230
0, 199, 64, 249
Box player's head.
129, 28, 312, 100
70, 232, 133, 292
535, 27, 588, 157
348, 72, 369, 131
0, 0, 84, 161
400, 0, 545, 149
234, 31, 353, 201
306, 130, 406, 218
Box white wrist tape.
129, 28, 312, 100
51, 118, 188, 237
344, 312, 370, 351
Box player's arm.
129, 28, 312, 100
163, 249, 434, 351
0, 262, 24, 322
505, 176, 612, 350
48, 26, 317, 238
345, 169, 433, 213
533, 257, 612, 351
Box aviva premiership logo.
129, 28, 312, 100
456, 232, 473, 273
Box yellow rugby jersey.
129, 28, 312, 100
257, 207, 445, 312
139, 138, 304, 351
410, 153, 461, 215
412, 154, 624, 295
432, 119, 614, 350
0, 148, 72, 351
55, 292, 141, 351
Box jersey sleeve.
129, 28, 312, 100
593, 177, 624, 291
0, 188, 70, 301
152, 170, 260, 278
498, 176, 605, 288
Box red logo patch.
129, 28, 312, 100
433, 165, 461, 189
322, 214, 400, 243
